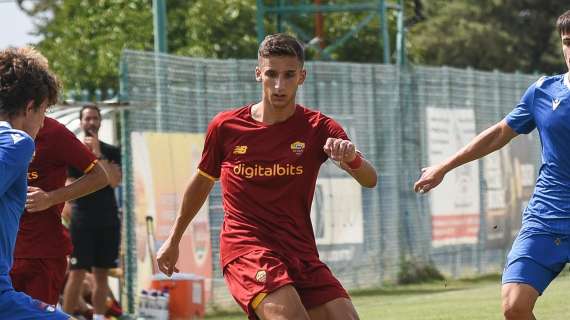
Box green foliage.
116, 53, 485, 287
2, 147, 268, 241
397, 258, 445, 285
19, 0, 570, 92
261, 0, 413, 63
172, 0, 259, 59
407, 0, 568, 74
34, 0, 154, 94
24, 0, 260, 93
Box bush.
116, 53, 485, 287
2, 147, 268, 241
397, 259, 445, 284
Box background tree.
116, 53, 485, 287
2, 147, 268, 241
407, 0, 567, 74
19, 0, 154, 95
260, 0, 422, 63
18, 0, 568, 93
170, 0, 259, 59
18, 0, 260, 94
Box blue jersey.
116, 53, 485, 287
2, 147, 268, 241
0, 121, 34, 291
505, 73, 570, 234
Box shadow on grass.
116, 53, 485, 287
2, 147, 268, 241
458, 273, 502, 283
350, 285, 463, 297
350, 273, 502, 298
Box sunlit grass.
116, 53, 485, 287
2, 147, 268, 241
205, 273, 570, 319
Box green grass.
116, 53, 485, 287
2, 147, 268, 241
205, 273, 570, 319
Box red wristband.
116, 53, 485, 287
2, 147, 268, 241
346, 154, 363, 170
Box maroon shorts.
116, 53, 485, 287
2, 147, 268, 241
10, 257, 68, 305
223, 250, 349, 320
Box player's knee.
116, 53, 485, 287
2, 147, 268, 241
314, 297, 359, 320
502, 298, 532, 319
502, 283, 538, 319
336, 309, 359, 320
346, 309, 359, 320
258, 302, 309, 320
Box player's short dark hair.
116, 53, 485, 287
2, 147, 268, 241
79, 104, 101, 120
258, 33, 305, 66
0, 47, 60, 118
557, 10, 570, 36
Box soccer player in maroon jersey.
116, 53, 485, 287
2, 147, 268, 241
157, 33, 377, 320
10, 116, 109, 306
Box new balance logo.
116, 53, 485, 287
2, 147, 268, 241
11, 133, 25, 144
233, 145, 248, 155
553, 99, 561, 111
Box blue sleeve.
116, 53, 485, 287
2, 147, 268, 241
504, 82, 536, 134
0, 132, 34, 196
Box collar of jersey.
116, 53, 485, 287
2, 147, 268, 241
0, 121, 12, 129
565, 72, 570, 90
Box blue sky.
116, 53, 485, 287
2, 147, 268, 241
0, 1, 40, 48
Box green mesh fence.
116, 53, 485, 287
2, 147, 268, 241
119, 49, 539, 312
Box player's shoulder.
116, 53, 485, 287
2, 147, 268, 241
44, 117, 68, 132
210, 105, 251, 126
297, 104, 336, 126
533, 74, 565, 91
0, 127, 34, 160
0, 127, 33, 146
39, 117, 73, 138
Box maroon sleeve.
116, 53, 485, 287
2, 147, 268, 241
323, 117, 349, 140
197, 114, 224, 181
56, 123, 97, 173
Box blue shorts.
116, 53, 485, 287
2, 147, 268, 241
502, 228, 569, 294
0, 289, 69, 319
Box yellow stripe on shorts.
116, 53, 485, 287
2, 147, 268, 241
251, 292, 268, 310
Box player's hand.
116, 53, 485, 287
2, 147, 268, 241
413, 165, 447, 193
25, 186, 53, 212
83, 131, 101, 157
156, 239, 180, 277
323, 138, 356, 163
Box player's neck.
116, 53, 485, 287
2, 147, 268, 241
251, 101, 296, 125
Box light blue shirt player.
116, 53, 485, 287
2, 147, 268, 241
505, 73, 570, 234
0, 121, 69, 319
502, 73, 570, 295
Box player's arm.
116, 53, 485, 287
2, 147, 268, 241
27, 122, 112, 212
99, 159, 122, 188
26, 162, 108, 212
324, 138, 377, 188
414, 119, 518, 193
157, 172, 214, 276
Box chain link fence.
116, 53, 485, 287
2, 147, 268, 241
119, 49, 540, 312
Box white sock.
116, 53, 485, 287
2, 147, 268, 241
93, 315, 105, 320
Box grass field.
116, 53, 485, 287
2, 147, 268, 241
205, 273, 570, 319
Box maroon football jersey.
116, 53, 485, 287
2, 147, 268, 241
14, 117, 97, 258
198, 104, 349, 266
